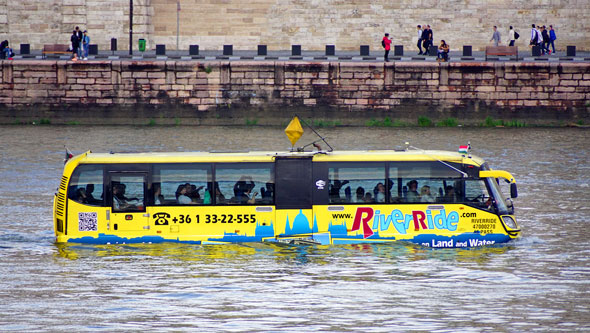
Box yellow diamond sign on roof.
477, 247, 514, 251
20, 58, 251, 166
285, 116, 304, 146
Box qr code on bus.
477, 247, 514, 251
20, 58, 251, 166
78, 212, 98, 231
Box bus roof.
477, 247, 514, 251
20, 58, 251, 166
71, 150, 485, 166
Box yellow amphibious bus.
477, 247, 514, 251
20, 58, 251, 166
54, 147, 520, 248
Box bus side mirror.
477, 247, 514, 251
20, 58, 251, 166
510, 183, 518, 199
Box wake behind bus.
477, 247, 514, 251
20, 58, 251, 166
53, 144, 520, 248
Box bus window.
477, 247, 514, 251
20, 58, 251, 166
215, 163, 274, 205
328, 163, 386, 204
464, 179, 493, 210
395, 162, 465, 204
110, 174, 145, 212
68, 164, 104, 206
153, 164, 213, 205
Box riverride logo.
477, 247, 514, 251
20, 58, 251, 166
350, 207, 459, 238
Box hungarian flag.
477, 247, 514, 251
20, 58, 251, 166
458, 145, 469, 154
64, 147, 74, 164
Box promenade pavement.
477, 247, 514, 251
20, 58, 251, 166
10, 48, 590, 63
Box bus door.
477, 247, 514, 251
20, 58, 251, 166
107, 172, 149, 233
274, 157, 316, 242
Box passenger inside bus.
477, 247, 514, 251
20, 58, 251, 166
420, 185, 436, 203
234, 186, 258, 204
176, 184, 192, 204
374, 183, 386, 203
113, 183, 136, 211
75, 188, 88, 204
354, 187, 365, 203
260, 182, 274, 204
210, 182, 226, 204
406, 180, 420, 202
440, 186, 457, 203
363, 192, 373, 203
85, 184, 101, 204
154, 184, 164, 205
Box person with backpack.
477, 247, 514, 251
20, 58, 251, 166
530, 24, 538, 48
508, 26, 516, 46
1, 40, 14, 59
382, 33, 392, 62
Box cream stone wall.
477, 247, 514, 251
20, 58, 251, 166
1, 0, 589, 52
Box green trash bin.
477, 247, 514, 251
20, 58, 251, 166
138, 39, 146, 52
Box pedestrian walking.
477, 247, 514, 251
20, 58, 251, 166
549, 25, 557, 54
74, 26, 84, 59
82, 30, 90, 60
422, 25, 432, 55
508, 26, 515, 46
417, 25, 423, 55
70, 30, 80, 60
541, 25, 550, 54
530, 24, 538, 48
382, 33, 392, 62
490, 26, 501, 46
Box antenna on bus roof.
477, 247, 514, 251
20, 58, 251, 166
295, 115, 334, 152
407, 143, 468, 178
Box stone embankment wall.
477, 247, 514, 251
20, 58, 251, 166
1, 0, 590, 52
0, 60, 589, 125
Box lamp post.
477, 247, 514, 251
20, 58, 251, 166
129, 0, 133, 55
177, 1, 180, 51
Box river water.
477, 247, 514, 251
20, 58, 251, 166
0, 125, 589, 331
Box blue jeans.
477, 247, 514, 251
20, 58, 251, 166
83, 43, 89, 58
549, 40, 556, 53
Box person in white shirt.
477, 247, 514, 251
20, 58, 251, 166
508, 26, 515, 46
417, 25, 424, 55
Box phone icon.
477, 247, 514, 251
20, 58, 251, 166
153, 212, 170, 225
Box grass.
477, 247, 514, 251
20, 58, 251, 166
245, 118, 258, 126
366, 117, 407, 127
482, 116, 526, 127
66, 121, 80, 125
38, 118, 51, 125
174, 117, 181, 126
313, 119, 341, 128
147, 118, 156, 126
204, 65, 213, 74
417, 116, 432, 127
577, 120, 585, 126
436, 117, 459, 127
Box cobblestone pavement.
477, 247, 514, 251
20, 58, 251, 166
10, 48, 590, 63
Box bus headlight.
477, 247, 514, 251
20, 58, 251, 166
501, 216, 518, 229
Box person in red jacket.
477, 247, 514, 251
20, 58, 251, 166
383, 33, 392, 62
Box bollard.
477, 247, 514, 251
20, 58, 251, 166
257, 45, 267, 56
19, 44, 30, 55
223, 45, 233, 56
531, 45, 541, 57
463, 45, 472, 57
394, 45, 403, 56
567, 45, 576, 57
89, 44, 98, 55
325, 45, 335, 56
360, 45, 370, 56
189, 45, 199, 55
291, 45, 301, 56
110, 38, 117, 52
156, 44, 166, 55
